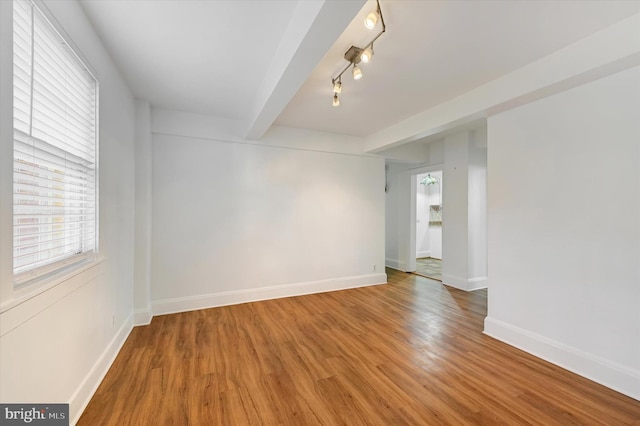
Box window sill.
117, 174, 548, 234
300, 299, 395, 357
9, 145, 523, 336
1, 255, 105, 314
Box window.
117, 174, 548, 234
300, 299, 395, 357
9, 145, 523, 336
13, 0, 98, 283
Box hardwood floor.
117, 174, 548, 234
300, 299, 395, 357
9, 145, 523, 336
78, 269, 640, 425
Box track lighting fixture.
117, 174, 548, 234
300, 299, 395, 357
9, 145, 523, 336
330, 0, 386, 106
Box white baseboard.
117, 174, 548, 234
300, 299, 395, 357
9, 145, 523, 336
416, 251, 431, 258
70, 314, 133, 425
467, 276, 488, 291
134, 307, 152, 326
441, 273, 487, 291
152, 273, 388, 317
484, 316, 640, 401
441, 273, 467, 290
385, 258, 407, 271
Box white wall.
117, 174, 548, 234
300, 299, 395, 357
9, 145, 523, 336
385, 162, 412, 270
440, 130, 487, 290
133, 100, 152, 325
429, 226, 442, 260
441, 132, 470, 287
468, 129, 487, 282
0, 1, 136, 423
485, 66, 640, 400
148, 110, 386, 315
428, 170, 443, 260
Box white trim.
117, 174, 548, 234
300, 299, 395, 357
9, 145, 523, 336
0, 0, 13, 311
385, 258, 407, 271
0, 259, 105, 335
151, 109, 373, 157
484, 316, 640, 401
13, 252, 97, 287
70, 313, 133, 425
441, 273, 487, 291
152, 273, 388, 317
134, 307, 152, 326
441, 273, 468, 290
467, 276, 488, 291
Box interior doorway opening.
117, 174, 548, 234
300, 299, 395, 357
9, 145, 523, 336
414, 171, 442, 281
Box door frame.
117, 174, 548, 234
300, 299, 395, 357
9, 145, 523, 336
404, 163, 444, 272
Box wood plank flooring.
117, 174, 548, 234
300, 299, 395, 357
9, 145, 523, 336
78, 269, 640, 425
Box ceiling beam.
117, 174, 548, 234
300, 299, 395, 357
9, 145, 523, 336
364, 13, 640, 154
243, 0, 366, 140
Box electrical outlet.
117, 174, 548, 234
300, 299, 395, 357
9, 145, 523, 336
111, 313, 115, 328
372, 264, 377, 272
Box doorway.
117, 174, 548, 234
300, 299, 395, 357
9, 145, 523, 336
414, 171, 442, 281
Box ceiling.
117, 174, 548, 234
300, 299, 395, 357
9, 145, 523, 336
80, 0, 640, 139
79, 0, 299, 120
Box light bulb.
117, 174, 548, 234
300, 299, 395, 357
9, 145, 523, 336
361, 46, 373, 63
333, 93, 340, 107
364, 11, 379, 29
333, 80, 342, 93
352, 64, 363, 80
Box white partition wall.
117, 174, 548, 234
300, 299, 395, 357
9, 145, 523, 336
441, 129, 487, 291
485, 66, 640, 400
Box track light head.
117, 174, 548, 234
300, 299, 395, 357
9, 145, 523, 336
332, 79, 342, 93
364, 10, 379, 29
352, 64, 363, 80
333, 93, 340, 107
361, 46, 374, 63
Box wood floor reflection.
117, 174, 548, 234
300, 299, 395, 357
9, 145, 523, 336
414, 257, 442, 281
78, 268, 640, 425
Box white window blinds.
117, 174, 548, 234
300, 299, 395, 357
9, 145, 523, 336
13, 0, 98, 279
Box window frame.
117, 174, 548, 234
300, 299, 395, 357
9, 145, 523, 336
12, 0, 100, 289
